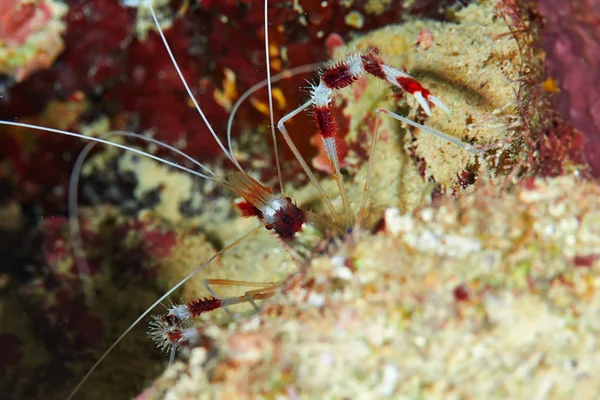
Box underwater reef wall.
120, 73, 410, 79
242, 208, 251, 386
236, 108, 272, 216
139, 2, 600, 399
0, 0, 598, 399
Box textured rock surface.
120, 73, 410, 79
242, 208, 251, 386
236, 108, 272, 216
141, 175, 600, 399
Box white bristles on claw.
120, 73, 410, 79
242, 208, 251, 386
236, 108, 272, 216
311, 81, 332, 108
148, 316, 175, 351
381, 63, 411, 83
168, 304, 191, 321
346, 53, 365, 77
148, 316, 203, 352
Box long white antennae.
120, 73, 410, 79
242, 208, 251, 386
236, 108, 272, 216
263, 0, 284, 194
66, 225, 261, 400
68, 140, 98, 301
145, 2, 240, 168
0, 121, 221, 182
74, 130, 229, 184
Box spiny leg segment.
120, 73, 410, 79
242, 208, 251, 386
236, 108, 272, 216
278, 48, 453, 230
149, 280, 279, 351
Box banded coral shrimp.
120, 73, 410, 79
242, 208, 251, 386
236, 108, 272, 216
0, 0, 528, 400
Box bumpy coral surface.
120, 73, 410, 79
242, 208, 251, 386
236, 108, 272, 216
141, 175, 600, 399
329, 2, 528, 212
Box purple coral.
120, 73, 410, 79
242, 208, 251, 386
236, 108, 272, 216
538, 0, 600, 176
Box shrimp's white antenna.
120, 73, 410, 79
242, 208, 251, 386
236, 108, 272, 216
145, 1, 242, 170
0, 122, 221, 182
263, 0, 284, 194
